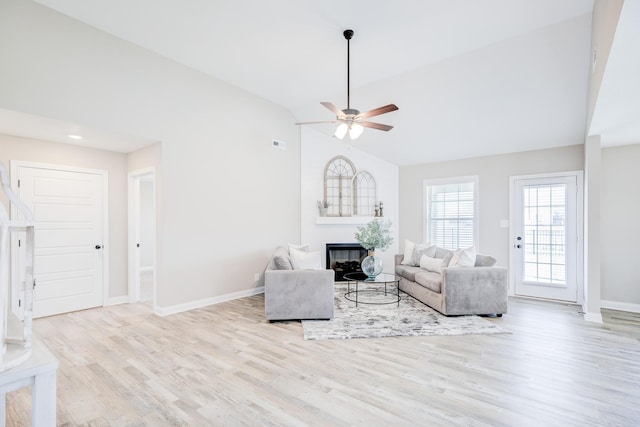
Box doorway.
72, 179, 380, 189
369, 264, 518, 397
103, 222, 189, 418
128, 168, 156, 305
11, 161, 108, 318
510, 172, 583, 303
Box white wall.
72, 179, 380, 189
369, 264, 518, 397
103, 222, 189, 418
399, 145, 585, 268
587, 0, 624, 131
601, 143, 640, 310
300, 127, 399, 271
0, 0, 300, 311
0, 133, 128, 299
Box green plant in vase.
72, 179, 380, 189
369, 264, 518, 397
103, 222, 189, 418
354, 218, 393, 278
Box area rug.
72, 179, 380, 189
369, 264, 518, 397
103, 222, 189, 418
302, 283, 510, 340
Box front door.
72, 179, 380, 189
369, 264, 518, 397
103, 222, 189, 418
512, 173, 582, 302
13, 163, 105, 318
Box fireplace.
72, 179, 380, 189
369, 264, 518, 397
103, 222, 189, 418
326, 243, 367, 281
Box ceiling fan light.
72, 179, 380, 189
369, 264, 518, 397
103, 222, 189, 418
334, 123, 348, 139
349, 123, 364, 140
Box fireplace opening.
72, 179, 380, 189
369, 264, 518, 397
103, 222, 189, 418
326, 243, 367, 281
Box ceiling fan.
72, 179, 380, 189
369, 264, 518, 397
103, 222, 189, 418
295, 29, 399, 140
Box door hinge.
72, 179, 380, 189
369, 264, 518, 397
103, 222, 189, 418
18, 299, 21, 307
17, 179, 20, 188
18, 239, 21, 247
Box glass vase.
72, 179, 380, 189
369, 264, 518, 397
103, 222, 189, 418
361, 250, 383, 279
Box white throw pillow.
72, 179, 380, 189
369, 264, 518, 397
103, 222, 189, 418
419, 255, 444, 273
449, 246, 477, 267
288, 243, 310, 254
289, 248, 322, 270
401, 239, 415, 265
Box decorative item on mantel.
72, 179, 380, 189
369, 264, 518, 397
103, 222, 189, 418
374, 201, 384, 217
317, 200, 331, 217
354, 218, 393, 279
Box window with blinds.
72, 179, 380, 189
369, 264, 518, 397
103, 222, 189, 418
424, 177, 478, 250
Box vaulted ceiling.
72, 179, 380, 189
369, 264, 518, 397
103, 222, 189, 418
2, 1, 638, 165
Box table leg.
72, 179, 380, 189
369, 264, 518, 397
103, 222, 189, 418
354, 280, 358, 306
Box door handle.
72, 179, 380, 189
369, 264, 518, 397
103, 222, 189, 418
95, 245, 102, 249
515, 244, 521, 249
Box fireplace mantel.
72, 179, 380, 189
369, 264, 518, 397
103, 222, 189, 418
316, 216, 376, 225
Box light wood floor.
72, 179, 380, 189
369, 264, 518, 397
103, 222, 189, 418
6, 294, 640, 426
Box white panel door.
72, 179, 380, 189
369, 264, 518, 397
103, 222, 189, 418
16, 165, 104, 318
512, 174, 581, 302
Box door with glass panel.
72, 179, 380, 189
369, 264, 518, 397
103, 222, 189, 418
512, 174, 581, 302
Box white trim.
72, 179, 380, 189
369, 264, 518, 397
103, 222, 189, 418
422, 175, 480, 250
102, 169, 110, 307
601, 299, 640, 314
508, 171, 584, 304
154, 286, 264, 317
127, 167, 156, 310
9, 160, 110, 313
583, 312, 603, 323
316, 216, 376, 225
107, 296, 129, 306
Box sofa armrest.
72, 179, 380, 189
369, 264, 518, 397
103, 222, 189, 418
441, 266, 508, 315
395, 254, 404, 266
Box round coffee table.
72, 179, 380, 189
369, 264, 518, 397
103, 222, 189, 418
343, 272, 401, 307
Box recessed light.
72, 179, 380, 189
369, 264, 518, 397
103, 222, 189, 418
68, 134, 83, 140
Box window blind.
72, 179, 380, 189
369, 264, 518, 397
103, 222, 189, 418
426, 181, 475, 250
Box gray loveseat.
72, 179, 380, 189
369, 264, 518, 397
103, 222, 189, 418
264, 247, 335, 321
395, 247, 508, 316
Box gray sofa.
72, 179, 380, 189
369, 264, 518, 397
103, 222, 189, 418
395, 248, 508, 316
264, 247, 335, 321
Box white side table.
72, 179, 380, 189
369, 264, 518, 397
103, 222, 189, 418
0, 338, 58, 426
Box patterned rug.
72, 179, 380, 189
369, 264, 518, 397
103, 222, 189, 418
302, 283, 510, 340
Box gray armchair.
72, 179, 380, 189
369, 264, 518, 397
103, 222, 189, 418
264, 247, 335, 321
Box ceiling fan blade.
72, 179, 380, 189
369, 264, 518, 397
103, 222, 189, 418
295, 120, 339, 125
359, 121, 393, 131
357, 104, 399, 120
321, 102, 345, 117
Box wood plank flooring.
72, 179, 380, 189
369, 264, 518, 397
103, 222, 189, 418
5, 294, 640, 426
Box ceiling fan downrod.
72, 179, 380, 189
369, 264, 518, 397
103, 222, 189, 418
344, 29, 354, 112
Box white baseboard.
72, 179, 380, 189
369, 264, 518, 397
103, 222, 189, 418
601, 299, 640, 314
583, 311, 603, 323
107, 296, 130, 306
154, 286, 265, 317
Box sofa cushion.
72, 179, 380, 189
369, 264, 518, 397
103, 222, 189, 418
419, 255, 445, 273
414, 270, 442, 293
475, 254, 497, 267
271, 246, 293, 270
449, 246, 477, 267
410, 244, 436, 266
432, 247, 455, 267
434, 247, 453, 260
401, 239, 415, 265
290, 248, 322, 270
288, 243, 310, 254
395, 264, 423, 282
